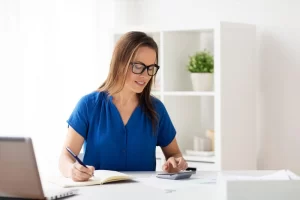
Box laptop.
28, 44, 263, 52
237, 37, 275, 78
0, 137, 78, 199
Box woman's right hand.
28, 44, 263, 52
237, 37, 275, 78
71, 162, 95, 182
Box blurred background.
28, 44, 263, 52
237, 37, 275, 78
1, 0, 299, 176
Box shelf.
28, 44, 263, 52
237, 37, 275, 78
162, 30, 214, 92
113, 22, 258, 171
183, 155, 215, 163
155, 153, 215, 163
151, 91, 214, 97
166, 91, 214, 96
164, 96, 214, 146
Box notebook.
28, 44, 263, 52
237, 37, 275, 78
48, 170, 133, 188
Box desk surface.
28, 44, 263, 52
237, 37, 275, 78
43, 171, 277, 200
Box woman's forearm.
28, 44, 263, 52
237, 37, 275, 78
59, 153, 75, 178
162, 138, 183, 160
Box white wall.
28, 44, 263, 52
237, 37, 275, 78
0, 0, 24, 137
117, 0, 300, 173
1, 0, 114, 176
1, 0, 299, 176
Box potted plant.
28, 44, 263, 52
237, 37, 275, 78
187, 50, 214, 91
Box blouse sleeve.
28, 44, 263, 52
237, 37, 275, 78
66, 96, 89, 139
156, 103, 176, 147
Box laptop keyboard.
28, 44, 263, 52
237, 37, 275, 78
44, 188, 78, 199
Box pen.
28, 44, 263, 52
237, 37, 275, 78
66, 147, 94, 177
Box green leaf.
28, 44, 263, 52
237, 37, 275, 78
186, 50, 214, 73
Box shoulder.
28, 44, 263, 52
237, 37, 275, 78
150, 96, 167, 117
78, 90, 108, 109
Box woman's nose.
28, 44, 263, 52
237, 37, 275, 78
140, 69, 148, 77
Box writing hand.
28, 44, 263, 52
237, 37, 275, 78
71, 162, 95, 182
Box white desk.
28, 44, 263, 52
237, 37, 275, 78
43, 171, 216, 200
43, 170, 298, 200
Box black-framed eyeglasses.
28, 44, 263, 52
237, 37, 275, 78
130, 62, 160, 76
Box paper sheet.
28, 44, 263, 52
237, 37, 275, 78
220, 170, 300, 181
136, 175, 216, 192
137, 170, 300, 192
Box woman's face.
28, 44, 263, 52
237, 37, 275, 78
124, 46, 157, 94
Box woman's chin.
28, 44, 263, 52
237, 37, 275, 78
130, 86, 145, 94
133, 88, 144, 94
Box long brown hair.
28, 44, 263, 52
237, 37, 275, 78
98, 31, 159, 132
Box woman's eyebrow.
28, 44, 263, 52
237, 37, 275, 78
132, 61, 145, 64
133, 61, 157, 65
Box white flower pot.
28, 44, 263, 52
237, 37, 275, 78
190, 73, 213, 91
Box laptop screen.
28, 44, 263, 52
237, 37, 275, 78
0, 137, 45, 199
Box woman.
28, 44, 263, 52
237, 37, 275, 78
59, 31, 188, 181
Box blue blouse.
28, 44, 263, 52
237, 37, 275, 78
67, 91, 176, 171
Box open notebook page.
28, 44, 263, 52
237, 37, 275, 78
48, 170, 132, 188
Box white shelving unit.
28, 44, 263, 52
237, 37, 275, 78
112, 21, 257, 171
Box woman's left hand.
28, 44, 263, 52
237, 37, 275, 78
162, 156, 188, 173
